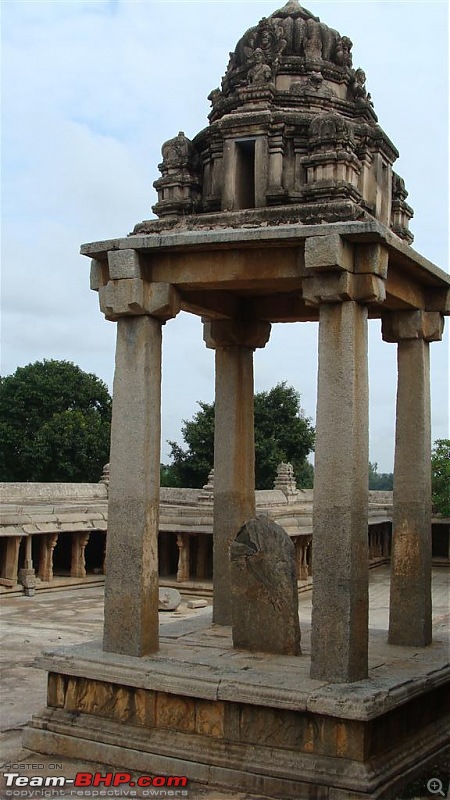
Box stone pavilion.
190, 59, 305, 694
25, 3, 450, 797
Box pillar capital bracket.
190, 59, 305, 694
303, 272, 385, 306
91, 249, 144, 289
382, 310, 444, 342
98, 279, 180, 322
203, 319, 271, 350
304, 234, 388, 279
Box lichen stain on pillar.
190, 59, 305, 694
393, 524, 421, 573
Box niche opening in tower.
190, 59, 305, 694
235, 139, 256, 209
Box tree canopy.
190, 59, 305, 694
368, 462, 393, 491
0, 360, 111, 482
431, 439, 450, 517
163, 382, 315, 490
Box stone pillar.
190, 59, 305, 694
303, 236, 386, 683
204, 319, 271, 625
298, 536, 311, 581
18, 535, 36, 596
267, 129, 284, 193
176, 533, 190, 583
382, 311, 444, 647
71, 532, 90, 579
2, 537, 21, 582
38, 533, 58, 582
104, 315, 163, 656
311, 300, 369, 682
221, 139, 238, 211
93, 254, 180, 657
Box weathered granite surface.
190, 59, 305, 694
230, 516, 301, 655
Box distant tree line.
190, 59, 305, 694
1, 361, 447, 519
368, 462, 393, 491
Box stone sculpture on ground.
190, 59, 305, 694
158, 587, 181, 611
230, 516, 301, 655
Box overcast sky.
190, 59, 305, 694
1, 0, 448, 472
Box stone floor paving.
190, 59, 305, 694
0, 567, 449, 800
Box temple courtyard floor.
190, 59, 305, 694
0, 566, 448, 800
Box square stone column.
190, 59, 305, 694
91, 257, 180, 656
2, 536, 21, 582
103, 315, 162, 656
91, 256, 180, 656
303, 236, 387, 683
204, 319, 270, 625
310, 300, 370, 682
382, 311, 444, 647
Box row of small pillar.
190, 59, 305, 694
1, 532, 94, 588
159, 532, 310, 584
159, 533, 210, 583
100, 242, 444, 683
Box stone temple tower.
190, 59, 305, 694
140, 0, 413, 244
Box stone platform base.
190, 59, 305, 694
24, 613, 450, 800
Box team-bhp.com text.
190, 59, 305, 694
2, 773, 188, 797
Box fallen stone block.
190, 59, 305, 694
187, 599, 208, 609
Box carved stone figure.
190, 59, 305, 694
258, 17, 287, 62
243, 16, 286, 70
350, 68, 368, 101
208, 88, 222, 108
292, 71, 335, 99
247, 48, 274, 85
335, 35, 353, 67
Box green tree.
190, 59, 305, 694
166, 401, 215, 489
165, 382, 315, 490
368, 462, 394, 491
431, 439, 450, 517
0, 360, 111, 482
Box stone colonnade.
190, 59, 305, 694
97, 240, 444, 683
1, 531, 105, 588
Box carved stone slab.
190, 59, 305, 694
230, 515, 301, 655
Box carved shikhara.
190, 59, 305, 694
144, 0, 413, 244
